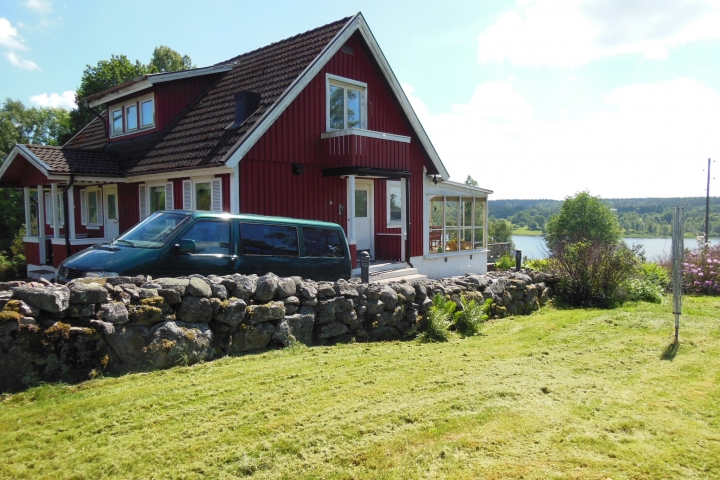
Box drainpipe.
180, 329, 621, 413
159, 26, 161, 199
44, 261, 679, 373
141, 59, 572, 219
62, 175, 75, 259
405, 175, 413, 268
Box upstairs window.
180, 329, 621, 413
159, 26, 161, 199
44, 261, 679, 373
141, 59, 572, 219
326, 74, 366, 131
109, 94, 155, 138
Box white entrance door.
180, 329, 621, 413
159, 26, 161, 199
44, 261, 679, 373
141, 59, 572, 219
355, 180, 373, 258
104, 185, 119, 239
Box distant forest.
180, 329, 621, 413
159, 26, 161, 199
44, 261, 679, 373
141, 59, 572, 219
488, 197, 720, 237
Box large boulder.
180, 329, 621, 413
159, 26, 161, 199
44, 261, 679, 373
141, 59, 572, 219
317, 322, 349, 339
275, 277, 297, 299
68, 282, 108, 304
229, 322, 274, 353
254, 274, 279, 302
154, 278, 189, 295
157, 285, 184, 305
98, 302, 129, 325
299, 282, 318, 299
315, 282, 336, 298
390, 283, 416, 303
232, 275, 256, 300
177, 296, 213, 323
272, 313, 315, 346
379, 286, 399, 309
334, 279, 358, 297
143, 321, 213, 369
186, 277, 212, 298
214, 299, 247, 327
104, 325, 150, 365
12, 286, 69, 313
246, 301, 285, 324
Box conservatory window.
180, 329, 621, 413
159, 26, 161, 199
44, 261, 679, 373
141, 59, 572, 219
429, 196, 486, 254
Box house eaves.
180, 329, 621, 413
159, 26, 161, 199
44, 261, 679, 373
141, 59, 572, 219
87, 64, 234, 108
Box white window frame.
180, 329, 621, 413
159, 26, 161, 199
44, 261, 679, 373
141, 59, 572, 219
181, 177, 223, 212
386, 180, 402, 228
125, 104, 138, 132
428, 196, 486, 254
326, 74, 367, 131
139, 181, 174, 220
81, 187, 103, 228
109, 93, 155, 138
44, 192, 64, 226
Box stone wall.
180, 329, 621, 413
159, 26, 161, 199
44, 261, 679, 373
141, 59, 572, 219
0, 270, 557, 392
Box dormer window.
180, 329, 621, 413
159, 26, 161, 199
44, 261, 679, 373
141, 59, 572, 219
326, 74, 366, 131
109, 93, 155, 138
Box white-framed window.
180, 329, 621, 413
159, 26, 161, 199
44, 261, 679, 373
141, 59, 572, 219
109, 93, 155, 138
326, 74, 367, 131
429, 196, 486, 254
139, 182, 174, 220
80, 187, 103, 228
387, 180, 402, 227
44, 192, 64, 226
181, 178, 223, 212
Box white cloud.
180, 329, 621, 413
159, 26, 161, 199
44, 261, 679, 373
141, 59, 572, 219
22, 0, 53, 14
6, 51, 40, 70
478, 0, 720, 66
405, 78, 720, 199
30, 90, 75, 109
0, 17, 26, 50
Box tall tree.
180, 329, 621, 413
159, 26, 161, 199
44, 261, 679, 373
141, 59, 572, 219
61, 55, 150, 143
1, 99, 71, 158
148, 46, 194, 73
465, 175, 479, 187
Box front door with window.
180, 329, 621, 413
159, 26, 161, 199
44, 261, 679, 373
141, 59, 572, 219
104, 185, 119, 239
355, 180, 373, 258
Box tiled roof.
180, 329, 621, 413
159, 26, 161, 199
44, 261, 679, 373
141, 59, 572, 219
61, 16, 352, 177
23, 145, 123, 176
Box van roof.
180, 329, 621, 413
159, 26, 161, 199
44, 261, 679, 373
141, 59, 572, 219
161, 210, 344, 229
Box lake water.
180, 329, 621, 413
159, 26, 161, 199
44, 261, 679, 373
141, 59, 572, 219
513, 235, 720, 261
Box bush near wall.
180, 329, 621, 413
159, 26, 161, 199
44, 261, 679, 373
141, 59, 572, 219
0, 270, 557, 393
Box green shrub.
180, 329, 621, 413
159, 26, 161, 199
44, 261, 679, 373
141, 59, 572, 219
418, 293, 455, 342
452, 296, 491, 337
623, 277, 663, 304
495, 253, 516, 270
641, 262, 671, 290
524, 258, 550, 272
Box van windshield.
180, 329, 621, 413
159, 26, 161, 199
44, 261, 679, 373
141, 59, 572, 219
114, 212, 191, 248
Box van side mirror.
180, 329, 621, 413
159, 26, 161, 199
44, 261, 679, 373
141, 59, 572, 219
174, 239, 196, 254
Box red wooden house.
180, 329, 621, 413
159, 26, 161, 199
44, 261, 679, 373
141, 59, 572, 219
0, 13, 492, 280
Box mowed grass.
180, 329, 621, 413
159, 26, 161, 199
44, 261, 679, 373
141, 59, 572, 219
512, 227, 543, 236
1, 298, 719, 479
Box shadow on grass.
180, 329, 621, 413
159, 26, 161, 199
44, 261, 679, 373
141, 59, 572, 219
660, 341, 680, 361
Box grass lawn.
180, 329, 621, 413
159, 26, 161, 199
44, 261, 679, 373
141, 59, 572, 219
512, 226, 543, 236
1, 297, 719, 479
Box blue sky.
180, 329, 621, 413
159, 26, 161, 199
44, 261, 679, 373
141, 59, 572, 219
1, 0, 719, 199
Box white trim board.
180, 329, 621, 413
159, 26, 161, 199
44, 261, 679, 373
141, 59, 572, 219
320, 128, 410, 143
223, 13, 450, 180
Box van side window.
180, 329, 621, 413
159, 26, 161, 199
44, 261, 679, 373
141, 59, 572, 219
180, 221, 230, 254
303, 228, 344, 258
241, 223, 299, 256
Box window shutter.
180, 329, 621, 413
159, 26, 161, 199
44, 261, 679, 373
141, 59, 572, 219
165, 182, 174, 210
58, 193, 64, 226
211, 178, 222, 212
139, 184, 147, 220
45, 192, 52, 225
96, 192, 103, 225
80, 189, 87, 225
183, 180, 192, 210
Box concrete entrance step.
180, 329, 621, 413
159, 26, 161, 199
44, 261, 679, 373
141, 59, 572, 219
369, 267, 427, 283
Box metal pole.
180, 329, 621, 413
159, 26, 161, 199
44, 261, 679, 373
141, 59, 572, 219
705, 158, 711, 244
672, 207, 684, 344
515, 250, 522, 271
359, 250, 370, 284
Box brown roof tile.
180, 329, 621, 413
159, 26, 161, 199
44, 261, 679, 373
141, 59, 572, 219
24, 145, 122, 176
62, 16, 351, 177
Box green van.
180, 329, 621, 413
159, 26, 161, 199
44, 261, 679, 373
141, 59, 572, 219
56, 211, 352, 283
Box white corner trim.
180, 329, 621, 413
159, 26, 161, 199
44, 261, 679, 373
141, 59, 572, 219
88, 80, 152, 108
223, 14, 362, 169
320, 128, 411, 143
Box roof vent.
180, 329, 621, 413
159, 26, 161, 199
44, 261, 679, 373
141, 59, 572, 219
229, 91, 261, 129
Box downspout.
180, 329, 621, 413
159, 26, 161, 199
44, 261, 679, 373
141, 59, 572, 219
405, 175, 413, 268
62, 175, 75, 259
